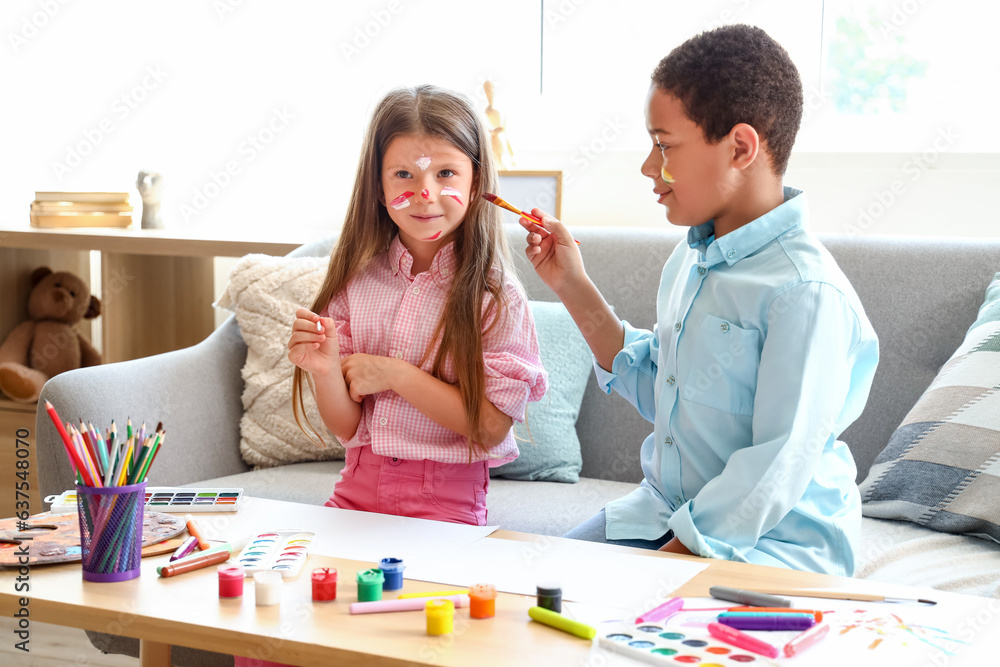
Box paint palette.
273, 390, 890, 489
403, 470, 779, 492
597, 621, 780, 666
233, 530, 314, 578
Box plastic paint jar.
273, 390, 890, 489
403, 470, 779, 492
426, 598, 455, 635
536, 582, 562, 613
379, 557, 405, 590
312, 567, 337, 601
356, 568, 385, 602
254, 571, 282, 606
218, 564, 245, 598
468, 583, 497, 619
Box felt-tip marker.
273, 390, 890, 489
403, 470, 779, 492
169, 535, 199, 562
528, 606, 596, 640
709, 585, 791, 608
708, 622, 779, 658
158, 548, 230, 577
784, 622, 830, 657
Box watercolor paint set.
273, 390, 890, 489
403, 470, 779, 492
597, 620, 780, 666
46, 487, 245, 514
144, 487, 244, 512
233, 530, 315, 578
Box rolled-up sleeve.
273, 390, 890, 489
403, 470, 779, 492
593, 320, 659, 423
668, 282, 873, 561
483, 291, 548, 423
320, 294, 353, 358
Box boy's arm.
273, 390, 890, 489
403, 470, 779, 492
519, 212, 624, 370
667, 282, 877, 563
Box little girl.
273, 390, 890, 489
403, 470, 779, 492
288, 85, 548, 527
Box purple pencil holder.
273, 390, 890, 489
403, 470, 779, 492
76, 481, 146, 582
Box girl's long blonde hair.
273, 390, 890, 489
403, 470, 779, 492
292, 85, 516, 460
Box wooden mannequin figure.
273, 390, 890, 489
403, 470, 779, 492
483, 80, 516, 170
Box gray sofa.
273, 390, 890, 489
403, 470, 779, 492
35, 226, 1000, 663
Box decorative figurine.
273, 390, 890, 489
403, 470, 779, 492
136, 170, 165, 229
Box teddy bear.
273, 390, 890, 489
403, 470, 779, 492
0, 267, 102, 403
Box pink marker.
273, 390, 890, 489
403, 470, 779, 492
708, 622, 779, 659
349, 594, 469, 615
784, 622, 830, 657
440, 187, 463, 205
636, 597, 683, 623
420, 188, 430, 199
389, 191, 414, 210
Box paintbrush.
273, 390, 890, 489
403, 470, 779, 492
734, 587, 937, 606
481, 193, 579, 244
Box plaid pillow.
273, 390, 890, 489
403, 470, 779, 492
859, 273, 1000, 543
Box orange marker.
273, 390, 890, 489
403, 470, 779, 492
184, 514, 210, 551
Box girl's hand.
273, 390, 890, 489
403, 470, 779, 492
287, 307, 340, 377
341, 354, 406, 402
519, 208, 585, 297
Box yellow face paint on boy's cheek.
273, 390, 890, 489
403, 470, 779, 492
661, 163, 675, 184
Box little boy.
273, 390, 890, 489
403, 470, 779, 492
521, 24, 878, 576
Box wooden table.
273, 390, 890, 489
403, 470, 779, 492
0, 497, 995, 666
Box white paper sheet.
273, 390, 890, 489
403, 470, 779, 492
404, 535, 708, 614
201, 497, 497, 564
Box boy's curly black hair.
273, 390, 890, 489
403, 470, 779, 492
652, 24, 803, 176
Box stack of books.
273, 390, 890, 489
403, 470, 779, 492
30, 191, 133, 228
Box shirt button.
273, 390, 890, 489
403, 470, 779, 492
664, 437, 673, 446
666, 375, 675, 385
378, 417, 387, 426
394, 351, 403, 359
412, 286, 420, 294
727, 249, 736, 259
674, 496, 682, 503
720, 323, 730, 333
441, 268, 449, 275
674, 322, 681, 331
697, 266, 706, 275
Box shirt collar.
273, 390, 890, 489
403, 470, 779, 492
688, 186, 806, 267
388, 235, 458, 285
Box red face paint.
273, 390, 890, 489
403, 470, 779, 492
389, 191, 414, 210
420, 189, 430, 200
440, 187, 463, 205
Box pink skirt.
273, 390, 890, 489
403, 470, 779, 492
325, 445, 489, 525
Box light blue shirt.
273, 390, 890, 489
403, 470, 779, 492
596, 188, 878, 576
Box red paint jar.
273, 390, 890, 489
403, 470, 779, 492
218, 564, 245, 598
312, 567, 338, 601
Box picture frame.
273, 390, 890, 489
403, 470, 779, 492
498, 170, 562, 221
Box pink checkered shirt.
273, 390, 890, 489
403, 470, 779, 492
321, 236, 548, 465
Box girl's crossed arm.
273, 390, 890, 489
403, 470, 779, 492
287, 307, 362, 441
341, 354, 513, 449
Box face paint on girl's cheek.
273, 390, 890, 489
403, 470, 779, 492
439, 187, 463, 205
420, 189, 430, 200
389, 191, 414, 210
415, 156, 431, 170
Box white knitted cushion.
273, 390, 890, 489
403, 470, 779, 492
215, 254, 343, 467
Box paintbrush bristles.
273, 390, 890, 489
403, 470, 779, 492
480, 192, 541, 223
